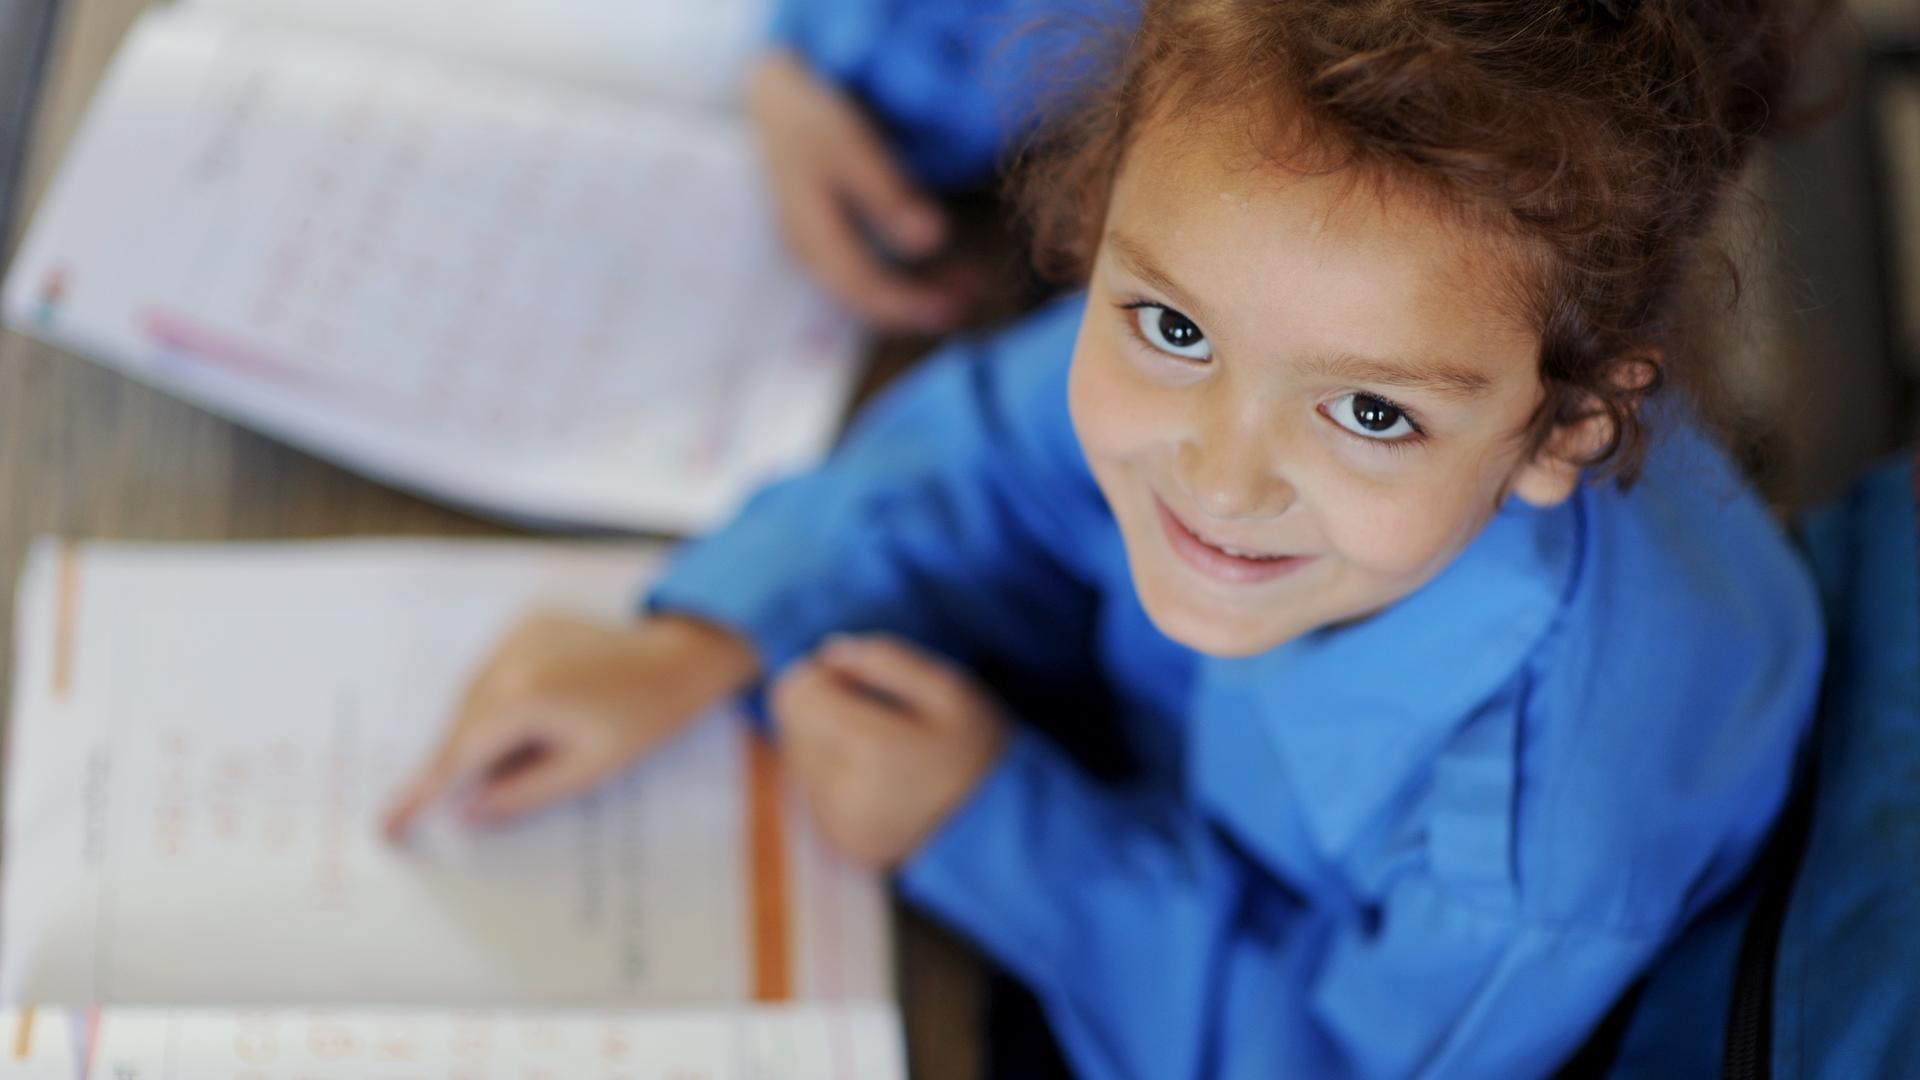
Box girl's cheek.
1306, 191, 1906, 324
1069, 338, 1171, 463
1321, 483, 1473, 581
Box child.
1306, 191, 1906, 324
386, 0, 1834, 1073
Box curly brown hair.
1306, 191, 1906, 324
1011, 0, 1847, 484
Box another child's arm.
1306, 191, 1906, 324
748, 0, 1112, 329
761, 0, 1040, 193
746, 50, 973, 333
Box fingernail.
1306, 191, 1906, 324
893, 207, 943, 254
380, 802, 412, 838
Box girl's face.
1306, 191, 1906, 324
1069, 114, 1582, 658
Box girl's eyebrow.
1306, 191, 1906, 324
1300, 354, 1495, 401
1105, 232, 1212, 323
1106, 230, 1496, 401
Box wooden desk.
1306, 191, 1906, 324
0, 2, 987, 1075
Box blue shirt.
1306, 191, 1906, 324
650, 295, 1825, 1078
767, 0, 1131, 190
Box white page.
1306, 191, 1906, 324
3, 10, 864, 534
0, 1004, 905, 1079
188, 0, 776, 110
2, 541, 891, 1008
0, 1010, 74, 1079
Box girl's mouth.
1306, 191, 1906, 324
1155, 497, 1312, 585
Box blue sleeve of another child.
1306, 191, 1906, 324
646, 295, 1104, 706
766, 0, 1130, 189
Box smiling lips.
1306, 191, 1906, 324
1155, 497, 1313, 584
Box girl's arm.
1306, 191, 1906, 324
383, 612, 760, 836
390, 295, 1097, 835
647, 294, 1107, 703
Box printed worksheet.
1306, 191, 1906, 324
1, 541, 890, 1010
191, 0, 775, 108
4, 10, 862, 532
0, 1004, 904, 1079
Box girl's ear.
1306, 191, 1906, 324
1509, 415, 1606, 507
1509, 350, 1663, 508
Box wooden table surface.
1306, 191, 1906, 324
0, 2, 988, 1075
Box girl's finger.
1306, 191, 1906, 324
814, 634, 972, 721
382, 696, 545, 839
774, 660, 904, 741
459, 745, 608, 827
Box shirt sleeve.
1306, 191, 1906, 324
897, 724, 1671, 1080
764, 0, 1125, 189
646, 298, 1104, 690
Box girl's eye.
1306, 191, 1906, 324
1132, 304, 1212, 361
1327, 393, 1418, 441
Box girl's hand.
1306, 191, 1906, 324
746, 50, 977, 333
382, 613, 759, 838
770, 634, 1007, 868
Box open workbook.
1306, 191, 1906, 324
0, 541, 902, 1078
3, 1, 865, 534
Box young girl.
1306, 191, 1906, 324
387, 0, 1834, 1073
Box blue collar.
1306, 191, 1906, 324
1191, 492, 1581, 862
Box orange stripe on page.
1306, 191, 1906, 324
11, 1007, 32, 1060
52, 547, 79, 700
747, 733, 792, 1001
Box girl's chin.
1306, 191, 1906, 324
1135, 582, 1304, 658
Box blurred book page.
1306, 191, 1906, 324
1, 541, 890, 1008
3, 10, 862, 533
0, 1009, 75, 1079
188, 0, 775, 109
0, 1004, 905, 1079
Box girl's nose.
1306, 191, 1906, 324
1171, 426, 1295, 521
